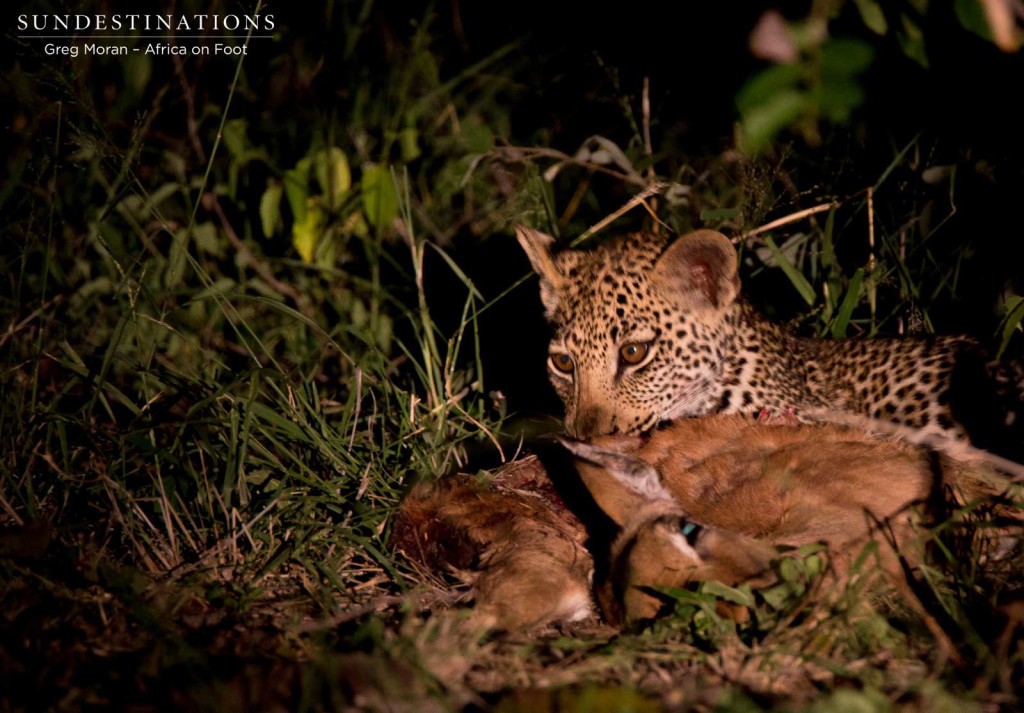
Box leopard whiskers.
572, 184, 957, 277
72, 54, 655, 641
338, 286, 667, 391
659, 377, 714, 423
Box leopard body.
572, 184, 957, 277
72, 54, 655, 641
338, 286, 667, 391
516, 226, 1023, 459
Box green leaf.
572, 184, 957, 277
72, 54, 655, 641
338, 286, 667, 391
736, 64, 803, 115
362, 164, 399, 230
313, 147, 351, 209
954, 0, 992, 41
122, 53, 152, 95
797, 543, 827, 578
739, 89, 805, 153
192, 221, 223, 258
461, 123, 494, 154
259, 181, 283, 238
222, 119, 249, 161
764, 235, 816, 305
165, 230, 190, 289
819, 80, 866, 123
375, 313, 393, 353
821, 38, 875, 79
853, 0, 888, 34
193, 278, 237, 302
804, 554, 824, 577
996, 294, 1024, 359
343, 211, 370, 238
659, 586, 716, 608
399, 126, 421, 162
898, 13, 929, 68
284, 157, 312, 224
796, 542, 828, 558
760, 582, 796, 610
701, 580, 756, 608
292, 201, 324, 263
778, 557, 802, 583
821, 206, 837, 271
831, 268, 864, 338
141, 182, 180, 215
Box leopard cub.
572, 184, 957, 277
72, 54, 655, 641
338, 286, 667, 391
516, 226, 1022, 459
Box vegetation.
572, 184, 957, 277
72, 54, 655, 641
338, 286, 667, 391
2, 1, 1022, 710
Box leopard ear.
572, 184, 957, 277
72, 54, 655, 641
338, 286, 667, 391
515, 225, 565, 317
652, 230, 740, 313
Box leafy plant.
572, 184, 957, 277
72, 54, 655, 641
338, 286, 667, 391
738, 0, 1022, 153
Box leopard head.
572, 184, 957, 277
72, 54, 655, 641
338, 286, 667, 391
516, 226, 740, 437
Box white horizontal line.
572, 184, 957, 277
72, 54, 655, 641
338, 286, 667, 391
19, 35, 275, 39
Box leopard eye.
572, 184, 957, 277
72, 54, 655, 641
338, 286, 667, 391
549, 352, 575, 374
619, 341, 651, 366
679, 521, 702, 546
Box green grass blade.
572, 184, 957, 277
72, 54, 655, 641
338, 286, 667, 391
764, 235, 815, 306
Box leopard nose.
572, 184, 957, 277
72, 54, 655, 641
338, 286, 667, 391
570, 406, 615, 438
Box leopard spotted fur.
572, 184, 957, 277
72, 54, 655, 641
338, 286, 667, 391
516, 226, 1023, 461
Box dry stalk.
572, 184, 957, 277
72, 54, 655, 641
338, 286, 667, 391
573, 182, 668, 246
736, 202, 838, 243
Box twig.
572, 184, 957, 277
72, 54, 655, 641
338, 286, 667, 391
898, 227, 906, 335
0, 490, 23, 526
641, 77, 659, 219
349, 367, 363, 450
642, 77, 653, 171
867, 185, 876, 272
736, 201, 838, 243
559, 172, 592, 227
0, 295, 64, 349
867, 185, 877, 329
573, 182, 667, 246
453, 400, 506, 463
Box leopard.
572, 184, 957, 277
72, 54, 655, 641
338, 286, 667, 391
515, 225, 1024, 461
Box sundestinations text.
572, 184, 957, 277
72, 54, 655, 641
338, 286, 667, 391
18, 14, 275, 33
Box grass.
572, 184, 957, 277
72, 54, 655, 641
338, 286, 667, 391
3, 3, 1023, 711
